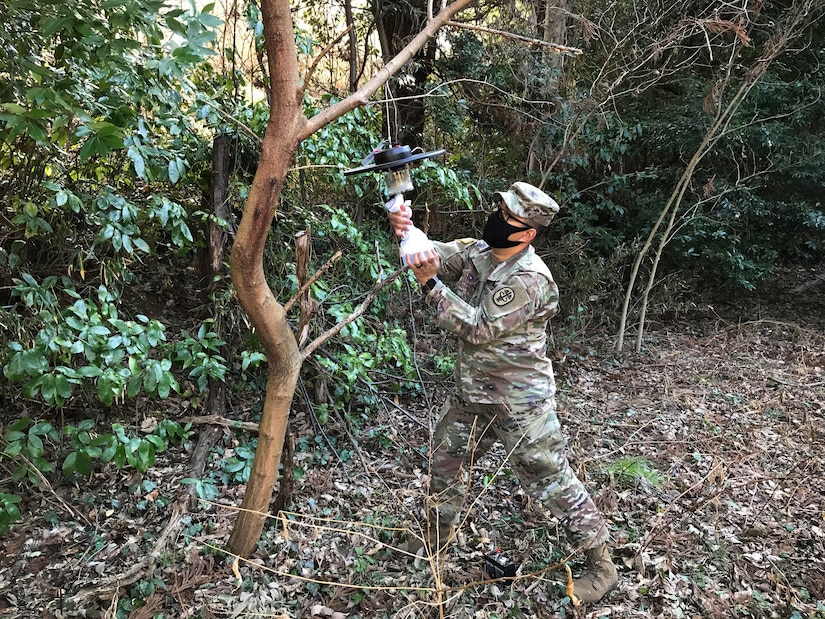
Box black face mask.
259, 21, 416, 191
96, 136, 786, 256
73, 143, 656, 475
482, 209, 531, 248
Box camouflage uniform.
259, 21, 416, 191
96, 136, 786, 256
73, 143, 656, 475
423, 234, 609, 551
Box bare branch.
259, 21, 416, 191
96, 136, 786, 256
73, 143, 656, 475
200, 100, 262, 144
301, 0, 475, 140
301, 266, 407, 359
283, 250, 343, 313
303, 24, 355, 94
446, 20, 583, 56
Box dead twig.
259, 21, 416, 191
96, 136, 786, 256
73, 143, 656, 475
3, 453, 91, 527
68, 491, 190, 607
446, 21, 583, 55
300, 265, 406, 359
284, 250, 343, 313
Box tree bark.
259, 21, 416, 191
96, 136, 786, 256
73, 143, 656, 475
345, 0, 358, 92
541, 0, 569, 94
227, 0, 306, 558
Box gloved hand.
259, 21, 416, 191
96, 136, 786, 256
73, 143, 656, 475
384, 194, 435, 266
399, 227, 435, 265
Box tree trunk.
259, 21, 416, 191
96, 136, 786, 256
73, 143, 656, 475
227, 0, 475, 559
207, 134, 231, 293
195, 133, 231, 295
345, 0, 358, 93
374, 0, 433, 147
541, 0, 568, 94
188, 134, 232, 507
226, 0, 306, 559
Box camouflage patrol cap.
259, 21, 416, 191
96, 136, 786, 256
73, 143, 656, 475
494, 182, 559, 228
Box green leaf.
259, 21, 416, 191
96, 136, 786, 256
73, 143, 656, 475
63, 451, 93, 477
2, 442, 23, 457
144, 435, 165, 450
127, 146, 146, 178
8, 419, 31, 433
29, 422, 53, 436
133, 237, 150, 253
168, 158, 180, 183
6, 349, 49, 381
101, 441, 118, 463
127, 373, 142, 398
164, 15, 187, 36
27, 433, 44, 456
37, 375, 56, 405
113, 446, 126, 468
98, 377, 115, 406
79, 136, 107, 161
55, 374, 73, 399
0, 103, 27, 115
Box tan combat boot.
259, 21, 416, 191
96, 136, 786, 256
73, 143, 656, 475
572, 544, 618, 603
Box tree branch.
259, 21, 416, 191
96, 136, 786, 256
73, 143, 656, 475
300, 266, 407, 359
303, 24, 355, 94
446, 20, 583, 55
200, 100, 262, 144
283, 250, 343, 313
300, 0, 475, 140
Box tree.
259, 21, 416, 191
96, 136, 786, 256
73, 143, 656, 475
614, 0, 825, 352
373, 0, 435, 147
227, 0, 475, 559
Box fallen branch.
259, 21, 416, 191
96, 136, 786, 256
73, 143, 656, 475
791, 272, 825, 293
181, 414, 261, 433
68, 491, 190, 607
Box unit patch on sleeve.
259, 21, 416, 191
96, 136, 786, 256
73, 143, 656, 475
482, 281, 530, 319
493, 287, 516, 306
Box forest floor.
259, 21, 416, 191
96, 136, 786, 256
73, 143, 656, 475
1, 267, 824, 619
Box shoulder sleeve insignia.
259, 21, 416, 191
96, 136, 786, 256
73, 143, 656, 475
493, 287, 516, 306
482, 280, 531, 319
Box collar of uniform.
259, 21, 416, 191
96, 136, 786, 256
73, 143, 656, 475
471, 244, 534, 282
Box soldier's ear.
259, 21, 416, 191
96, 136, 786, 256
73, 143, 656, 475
520, 228, 537, 243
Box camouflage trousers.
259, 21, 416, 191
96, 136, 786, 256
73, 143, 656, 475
429, 396, 609, 550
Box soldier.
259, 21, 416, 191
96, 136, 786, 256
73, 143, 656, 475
388, 182, 618, 604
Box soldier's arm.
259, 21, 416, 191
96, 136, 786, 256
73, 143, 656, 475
431, 239, 475, 281
425, 272, 558, 345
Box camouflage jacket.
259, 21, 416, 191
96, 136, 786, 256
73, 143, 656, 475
426, 239, 559, 405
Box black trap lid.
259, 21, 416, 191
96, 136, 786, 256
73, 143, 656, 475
344, 144, 445, 176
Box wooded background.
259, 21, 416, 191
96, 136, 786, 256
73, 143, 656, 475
0, 0, 823, 615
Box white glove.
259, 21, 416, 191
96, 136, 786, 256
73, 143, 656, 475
399, 226, 435, 265
384, 194, 435, 264
384, 194, 405, 213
